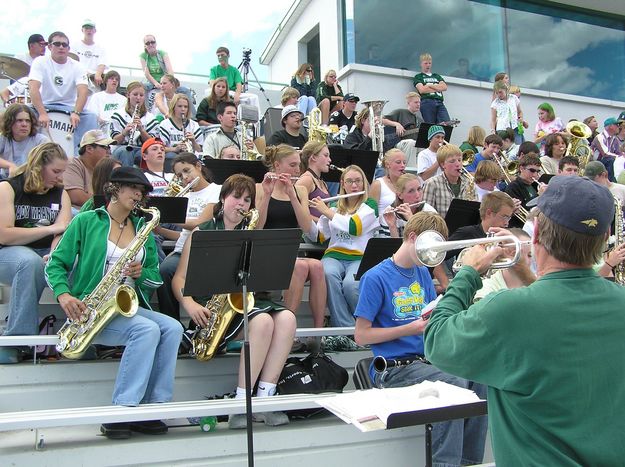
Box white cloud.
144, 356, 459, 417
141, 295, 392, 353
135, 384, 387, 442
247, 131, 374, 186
2, 0, 293, 78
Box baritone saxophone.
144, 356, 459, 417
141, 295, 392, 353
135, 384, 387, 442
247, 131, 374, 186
191, 208, 260, 361
55, 206, 161, 359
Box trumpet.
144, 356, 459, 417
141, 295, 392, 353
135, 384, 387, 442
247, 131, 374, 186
414, 230, 522, 270
329, 164, 345, 173
126, 104, 140, 151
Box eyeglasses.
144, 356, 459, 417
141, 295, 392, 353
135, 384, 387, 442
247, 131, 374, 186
497, 213, 512, 221
51, 41, 69, 48
525, 167, 541, 174
344, 178, 363, 185
145, 40, 156, 46
94, 144, 111, 151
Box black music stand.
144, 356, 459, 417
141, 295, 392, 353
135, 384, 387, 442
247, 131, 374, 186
184, 228, 301, 467
202, 159, 267, 184
325, 146, 379, 184
355, 238, 402, 280
444, 199, 481, 236
415, 123, 454, 149
386, 401, 488, 467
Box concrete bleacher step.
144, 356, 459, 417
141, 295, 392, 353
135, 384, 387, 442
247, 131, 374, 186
0, 415, 428, 467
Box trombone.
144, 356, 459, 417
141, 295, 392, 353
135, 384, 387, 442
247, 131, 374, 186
414, 230, 522, 271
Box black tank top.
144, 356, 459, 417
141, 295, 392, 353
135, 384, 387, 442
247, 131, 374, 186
264, 196, 298, 229
5, 173, 63, 249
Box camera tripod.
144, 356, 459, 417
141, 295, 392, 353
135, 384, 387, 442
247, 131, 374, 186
238, 49, 272, 107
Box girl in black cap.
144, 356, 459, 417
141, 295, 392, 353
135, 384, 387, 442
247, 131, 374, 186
45, 166, 183, 440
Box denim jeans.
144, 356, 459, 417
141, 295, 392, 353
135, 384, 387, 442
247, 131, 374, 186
297, 96, 317, 116
0, 246, 48, 336
374, 361, 488, 467
112, 145, 141, 167
322, 257, 361, 327
38, 104, 99, 155
420, 99, 450, 125
94, 307, 183, 405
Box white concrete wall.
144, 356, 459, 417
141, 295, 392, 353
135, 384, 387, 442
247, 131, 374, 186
267, 0, 341, 85
338, 63, 625, 146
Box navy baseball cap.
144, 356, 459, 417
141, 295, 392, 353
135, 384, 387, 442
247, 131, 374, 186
530, 175, 614, 236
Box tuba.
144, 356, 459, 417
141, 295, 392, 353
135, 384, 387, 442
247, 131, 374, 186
565, 120, 593, 173
362, 100, 387, 166
191, 208, 260, 361
56, 206, 161, 359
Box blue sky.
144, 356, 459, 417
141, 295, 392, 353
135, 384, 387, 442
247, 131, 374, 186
2, 0, 293, 83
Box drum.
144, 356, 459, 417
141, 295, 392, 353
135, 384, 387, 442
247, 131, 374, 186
45, 110, 75, 157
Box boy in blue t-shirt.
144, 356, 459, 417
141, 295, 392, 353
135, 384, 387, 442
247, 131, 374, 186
354, 211, 487, 466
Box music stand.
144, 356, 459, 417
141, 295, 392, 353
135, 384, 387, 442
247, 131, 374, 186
444, 199, 481, 236
355, 238, 402, 280
325, 145, 379, 183
202, 159, 267, 184
415, 123, 454, 149
538, 173, 555, 185
184, 228, 301, 467
92, 196, 188, 223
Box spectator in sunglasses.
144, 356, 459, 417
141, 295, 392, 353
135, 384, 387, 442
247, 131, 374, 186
28, 31, 99, 155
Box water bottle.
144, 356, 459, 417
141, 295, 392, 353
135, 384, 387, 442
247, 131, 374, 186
188, 416, 217, 432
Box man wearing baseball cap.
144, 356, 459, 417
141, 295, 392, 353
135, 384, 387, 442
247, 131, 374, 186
591, 116, 622, 181
329, 93, 359, 131
140, 137, 172, 196
72, 19, 107, 87
416, 124, 446, 180
425, 175, 625, 465
15, 34, 47, 66
64, 129, 114, 208
266, 105, 306, 148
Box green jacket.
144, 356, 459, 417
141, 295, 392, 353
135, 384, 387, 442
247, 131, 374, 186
45, 207, 162, 309
424, 266, 625, 466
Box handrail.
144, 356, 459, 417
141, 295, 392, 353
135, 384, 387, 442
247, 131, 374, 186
0, 393, 337, 431
0, 327, 355, 347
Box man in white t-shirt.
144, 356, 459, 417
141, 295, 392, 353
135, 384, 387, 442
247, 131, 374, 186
417, 125, 445, 180
15, 34, 48, 66
72, 19, 107, 88
28, 31, 98, 155
87, 70, 126, 134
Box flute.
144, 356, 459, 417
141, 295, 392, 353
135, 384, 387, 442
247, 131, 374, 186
319, 191, 365, 203
266, 174, 299, 181
386, 201, 425, 213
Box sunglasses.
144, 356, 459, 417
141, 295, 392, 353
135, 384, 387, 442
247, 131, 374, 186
525, 168, 541, 174
51, 41, 69, 48
145, 40, 156, 46
306, 68, 313, 72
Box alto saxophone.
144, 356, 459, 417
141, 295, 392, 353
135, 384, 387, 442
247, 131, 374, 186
55, 206, 161, 359
612, 196, 625, 285
191, 208, 260, 361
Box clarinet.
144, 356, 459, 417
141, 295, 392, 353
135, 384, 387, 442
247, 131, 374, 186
126, 104, 140, 151
373, 355, 425, 374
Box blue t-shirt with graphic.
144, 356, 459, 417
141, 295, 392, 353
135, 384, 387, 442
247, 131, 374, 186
355, 258, 436, 380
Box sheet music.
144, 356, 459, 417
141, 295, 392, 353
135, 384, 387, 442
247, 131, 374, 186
316, 380, 483, 432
